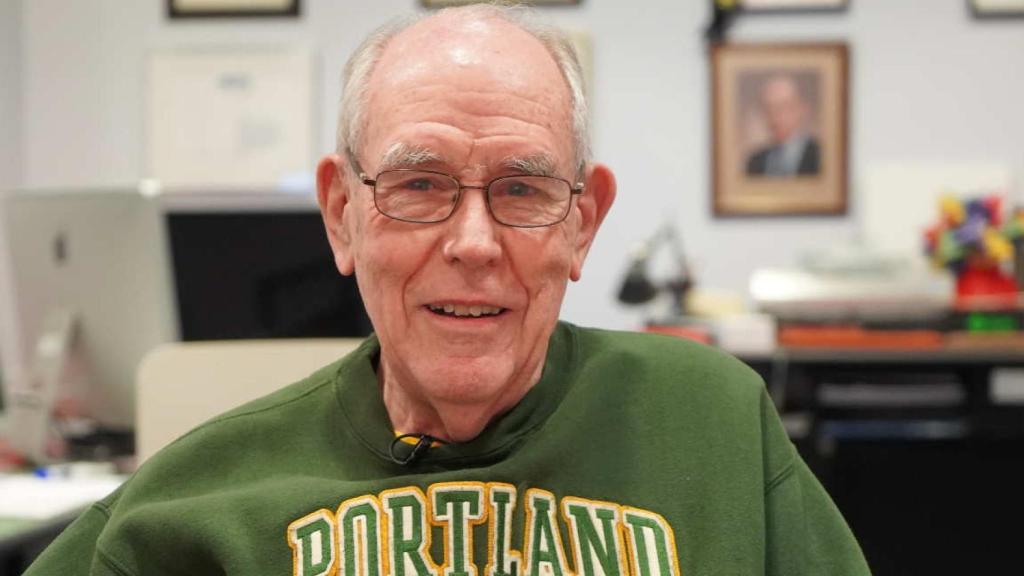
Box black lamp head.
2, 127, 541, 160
617, 258, 658, 305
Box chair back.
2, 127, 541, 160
135, 338, 363, 463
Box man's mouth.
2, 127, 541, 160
426, 303, 506, 318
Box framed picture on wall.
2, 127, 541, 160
711, 43, 849, 217
970, 0, 1024, 17
739, 0, 848, 12
167, 0, 300, 19
422, 0, 579, 6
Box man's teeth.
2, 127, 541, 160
428, 304, 503, 317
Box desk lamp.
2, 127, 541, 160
616, 223, 693, 318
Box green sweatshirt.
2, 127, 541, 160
26, 323, 870, 575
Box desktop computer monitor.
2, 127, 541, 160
164, 207, 372, 341
1, 189, 177, 440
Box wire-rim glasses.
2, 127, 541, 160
359, 169, 584, 228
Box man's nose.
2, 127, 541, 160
442, 188, 503, 267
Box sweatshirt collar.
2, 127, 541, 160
333, 322, 578, 469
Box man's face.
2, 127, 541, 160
761, 76, 806, 143
318, 15, 613, 437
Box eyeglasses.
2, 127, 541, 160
359, 169, 584, 228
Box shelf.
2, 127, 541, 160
738, 345, 1024, 365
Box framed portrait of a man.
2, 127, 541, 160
711, 43, 848, 216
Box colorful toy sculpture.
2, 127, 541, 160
924, 193, 1020, 302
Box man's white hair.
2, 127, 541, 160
337, 2, 590, 172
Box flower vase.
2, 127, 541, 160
956, 258, 1018, 307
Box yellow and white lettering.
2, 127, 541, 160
561, 498, 626, 576
338, 495, 385, 576
429, 482, 487, 576
288, 508, 338, 576
382, 487, 439, 576
622, 508, 680, 576
485, 483, 522, 576
523, 489, 572, 576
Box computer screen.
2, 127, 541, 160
2, 189, 178, 432
165, 210, 372, 341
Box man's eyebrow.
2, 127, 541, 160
378, 143, 445, 172
500, 154, 557, 177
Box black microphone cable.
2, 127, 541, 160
388, 433, 446, 466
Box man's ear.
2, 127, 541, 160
317, 154, 357, 276
570, 162, 616, 282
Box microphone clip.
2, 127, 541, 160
389, 433, 440, 466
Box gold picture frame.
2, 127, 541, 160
739, 0, 848, 11
970, 0, 1024, 17
167, 0, 300, 18
711, 43, 849, 217
421, 0, 579, 6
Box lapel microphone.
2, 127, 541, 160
389, 433, 443, 466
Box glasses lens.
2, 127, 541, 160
374, 171, 459, 223
488, 176, 572, 227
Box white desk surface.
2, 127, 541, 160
0, 473, 123, 523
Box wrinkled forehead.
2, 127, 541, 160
361, 14, 575, 163
374, 15, 563, 90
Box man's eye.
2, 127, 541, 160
505, 181, 537, 197
402, 178, 435, 192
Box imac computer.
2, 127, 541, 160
0, 189, 177, 461
1, 188, 371, 463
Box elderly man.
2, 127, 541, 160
745, 74, 821, 177
27, 4, 868, 576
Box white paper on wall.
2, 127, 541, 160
861, 163, 1014, 257
146, 46, 314, 190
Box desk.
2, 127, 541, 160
0, 474, 124, 576
737, 346, 1024, 576
0, 515, 76, 576
739, 345, 1024, 439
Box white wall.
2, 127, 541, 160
0, 0, 19, 189
14, 0, 1024, 330
0, 0, 24, 389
